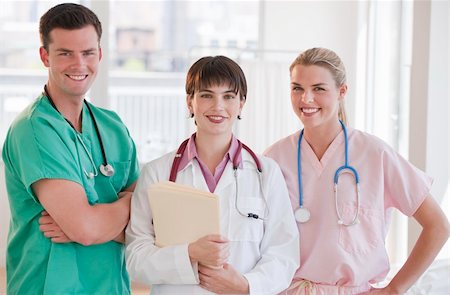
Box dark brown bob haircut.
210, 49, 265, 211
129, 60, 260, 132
39, 3, 102, 50
185, 56, 247, 101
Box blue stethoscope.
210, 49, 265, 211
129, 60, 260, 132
295, 120, 360, 226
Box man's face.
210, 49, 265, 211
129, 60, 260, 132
40, 25, 102, 100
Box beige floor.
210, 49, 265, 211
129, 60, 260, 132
0, 267, 149, 294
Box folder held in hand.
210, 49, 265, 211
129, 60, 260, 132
147, 181, 220, 247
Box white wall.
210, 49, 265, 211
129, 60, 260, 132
261, 1, 360, 124
408, 0, 449, 255
426, 0, 449, 205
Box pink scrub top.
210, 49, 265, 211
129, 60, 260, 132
264, 127, 432, 288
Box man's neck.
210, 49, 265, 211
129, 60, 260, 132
45, 83, 84, 132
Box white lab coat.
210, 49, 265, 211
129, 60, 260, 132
125, 149, 299, 295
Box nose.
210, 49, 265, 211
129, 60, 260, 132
70, 53, 85, 67
212, 97, 225, 109
301, 90, 314, 103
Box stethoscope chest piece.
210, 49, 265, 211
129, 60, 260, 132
294, 207, 310, 223
100, 164, 115, 177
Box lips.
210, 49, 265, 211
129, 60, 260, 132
301, 107, 320, 114
207, 115, 226, 123
67, 74, 88, 81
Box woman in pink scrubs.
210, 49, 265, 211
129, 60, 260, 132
264, 47, 450, 294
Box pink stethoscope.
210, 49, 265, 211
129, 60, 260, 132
169, 135, 269, 221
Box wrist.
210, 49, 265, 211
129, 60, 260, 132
385, 283, 403, 295
118, 191, 132, 200
187, 243, 198, 263
238, 275, 249, 294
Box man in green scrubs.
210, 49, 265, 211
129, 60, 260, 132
2, 3, 139, 294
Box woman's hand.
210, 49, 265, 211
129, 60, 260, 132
198, 263, 249, 294
360, 286, 400, 295
39, 211, 72, 243
188, 234, 230, 267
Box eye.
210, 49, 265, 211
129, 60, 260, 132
200, 93, 212, 98
58, 52, 70, 56
83, 51, 96, 56
291, 86, 303, 92
314, 87, 326, 92
224, 94, 236, 100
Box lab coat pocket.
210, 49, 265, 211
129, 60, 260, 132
228, 197, 265, 242
338, 204, 383, 255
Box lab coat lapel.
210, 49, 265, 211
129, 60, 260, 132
190, 160, 210, 192
214, 163, 235, 193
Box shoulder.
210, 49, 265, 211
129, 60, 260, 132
242, 149, 282, 175
348, 127, 395, 153
140, 150, 177, 180
264, 131, 300, 157
4, 96, 58, 148
87, 103, 124, 125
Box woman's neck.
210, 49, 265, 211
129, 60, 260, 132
303, 121, 342, 161
195, 132, 232, 174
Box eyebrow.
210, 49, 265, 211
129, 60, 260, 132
290, 82, 328, 87
55, 48, 98, 53
199, 88, 236, 94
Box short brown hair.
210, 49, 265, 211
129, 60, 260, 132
39, 3, 102, 50
186, 56, 247, 101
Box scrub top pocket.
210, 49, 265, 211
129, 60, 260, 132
228, 197, 265, 242
109, 160, 131, 192
338, 204, 383, 255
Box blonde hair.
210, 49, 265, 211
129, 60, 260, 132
290, 47, 348, 125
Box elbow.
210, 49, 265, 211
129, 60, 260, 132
443, 219, 450, 240
430, 218, 450, 245
68, 223, 101, 246
76, 235, 97, 247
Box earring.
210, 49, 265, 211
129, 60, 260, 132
237, 114, 242, 120
190, 113, 194, 118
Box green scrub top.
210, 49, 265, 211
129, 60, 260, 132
2, 94, 139, 294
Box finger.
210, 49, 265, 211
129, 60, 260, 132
198, 274, 214, 288
41, 211, 49, 216
43, 230, 57, 238
199, 281, 211, 291
38, 216, 54, 225
198, 265, 215, 276
40, 224, 61, 233
39, 224, 52, 232
51, 236, 71, 243
205, 234, 229, 243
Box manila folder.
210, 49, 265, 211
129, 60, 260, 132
147, 181, 220, 247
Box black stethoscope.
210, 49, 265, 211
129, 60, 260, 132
43, 85, 115, 179
295, 120, 360, 226
169, 135, 269, 220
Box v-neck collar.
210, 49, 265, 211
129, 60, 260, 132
301, 129, 346, 175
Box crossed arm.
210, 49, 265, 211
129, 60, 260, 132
34, 179, 136, 245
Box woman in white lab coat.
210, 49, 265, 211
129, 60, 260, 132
125, 56, 299, 295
